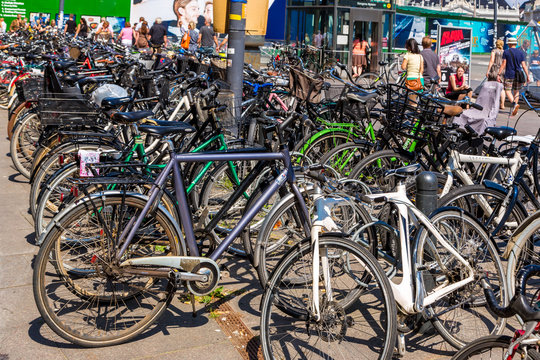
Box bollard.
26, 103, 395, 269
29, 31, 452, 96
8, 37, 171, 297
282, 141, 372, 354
416, 172, 438, 215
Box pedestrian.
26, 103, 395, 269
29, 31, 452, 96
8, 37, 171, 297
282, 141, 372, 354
351, 35, 368, 78
486, 39, 506, 109
117, 22, 134, 47
187, 21, 199, 52
420, 36, 441, 85
530, 50, 540, 86
134, 22, 151, 51
401, 38, 424, 92
0, 18, 6, 34
149, 18, 168, 54
10, 14, 22, 32
497, 37, 530, 116
135, 17, 145, 31
446, 66, 472, 100
74, 17, 89, 39
313, 30, 323, 48
519, 39, 530, 56
64, 14, 77, 36
198, 17, 218, 53
95, 20, 113, 43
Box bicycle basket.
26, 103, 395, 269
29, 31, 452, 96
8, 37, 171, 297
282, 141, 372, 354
210, 58, 227, 81
16, 76, 44, 102
289, 67, 324, 103
215, 89, 237, 136
38, 93, 99, 126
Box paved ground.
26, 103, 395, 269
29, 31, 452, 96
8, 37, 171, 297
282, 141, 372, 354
0, 93, 538, 360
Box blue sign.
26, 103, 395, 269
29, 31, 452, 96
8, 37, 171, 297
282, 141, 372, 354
429, 18, 494, 53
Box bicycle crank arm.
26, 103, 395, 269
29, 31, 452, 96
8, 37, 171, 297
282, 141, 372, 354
120, 256, 218, 273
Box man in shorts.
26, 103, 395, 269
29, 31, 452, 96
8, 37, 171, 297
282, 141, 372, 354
497, 37, 529, 116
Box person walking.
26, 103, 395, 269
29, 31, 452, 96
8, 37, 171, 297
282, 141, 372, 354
401, 38, 424, 92
149, 18, 168, 54
530, 50, 540, 86
198, 17, 218, 53
134, 22, 151, 51
420, 36, 441, 85
74, 17, 89, 39
486, 39, 506, 109
63, 14, 77, 36
187, 21, 199, 52
497, 37, 529, 116
351, 35, 368, 78
117, 22, 134, 47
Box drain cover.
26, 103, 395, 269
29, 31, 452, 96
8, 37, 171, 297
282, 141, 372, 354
213, 302, 262, 360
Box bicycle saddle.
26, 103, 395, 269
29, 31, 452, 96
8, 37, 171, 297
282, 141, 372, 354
111, 110, 154, 124
62, 73, 87, 85
485, 126, 517, 141
54, 60, 77, 71
346, 91, 378, 104
138, 121, 195, 136
101, 97, 132, 109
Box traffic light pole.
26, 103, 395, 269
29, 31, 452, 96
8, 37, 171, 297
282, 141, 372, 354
226, 0, 247, 120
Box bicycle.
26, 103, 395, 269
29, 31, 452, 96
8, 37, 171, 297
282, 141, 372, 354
451, 265, 540, 360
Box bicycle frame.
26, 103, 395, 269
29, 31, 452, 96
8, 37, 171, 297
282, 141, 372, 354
116, 146, 311, 262
364, 184, 476, 314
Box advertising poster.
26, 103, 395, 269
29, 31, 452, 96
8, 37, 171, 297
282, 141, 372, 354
81, 16, 101, 31
393, 14, 426, 50
29, 13, 50, 27
130, 0, 214, 41
437, 25, 472, 87
106, 16, 126, 33
429, 19, 493, 53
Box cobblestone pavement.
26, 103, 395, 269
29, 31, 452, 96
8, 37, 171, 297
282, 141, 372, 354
0, 106, 536, 360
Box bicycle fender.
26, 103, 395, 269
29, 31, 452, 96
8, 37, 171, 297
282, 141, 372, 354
37, 191, 187, 256
482, 180, 508, 194
300, 128, 359, 154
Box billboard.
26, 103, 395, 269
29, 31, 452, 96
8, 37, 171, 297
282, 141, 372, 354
29, 12, 50, 27
429, 18, 494, 53
130, 0, 214, 41
81, 15, 101, 31
393, 14, 426, 50
437, 25, 472, 87
106, 16, 126, 33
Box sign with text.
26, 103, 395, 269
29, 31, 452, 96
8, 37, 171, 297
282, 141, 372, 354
437, 25, 472, 88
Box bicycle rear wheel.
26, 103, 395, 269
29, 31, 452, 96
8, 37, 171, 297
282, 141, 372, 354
260, 236, 397, 360
33, 194, 182, 347
416, 209, 508, 349
451, 335, 540, 360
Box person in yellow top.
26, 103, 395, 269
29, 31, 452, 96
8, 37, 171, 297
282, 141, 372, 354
401, 38, 424, 91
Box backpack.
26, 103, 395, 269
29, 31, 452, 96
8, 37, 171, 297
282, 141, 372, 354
181, 31, 190, 50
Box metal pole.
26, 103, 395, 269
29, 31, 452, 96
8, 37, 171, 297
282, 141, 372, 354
494, 0, 498, 46
226, 0, 247, 121
58, 0, 65, 29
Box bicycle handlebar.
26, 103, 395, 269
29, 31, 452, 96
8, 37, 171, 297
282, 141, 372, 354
481, 264, 540, 322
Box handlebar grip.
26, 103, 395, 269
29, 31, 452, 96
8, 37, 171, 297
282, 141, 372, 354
480, 277, 517, 318
201, 84, 218, 97
307, 170, 326, 183
471, 103, 483, 111
464, 124, 478, 137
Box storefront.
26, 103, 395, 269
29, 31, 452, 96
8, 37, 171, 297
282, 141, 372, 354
285, 0, 394, 69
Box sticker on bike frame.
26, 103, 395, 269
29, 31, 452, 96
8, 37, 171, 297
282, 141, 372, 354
79, 150, 100, 177
274, 169, 288, 186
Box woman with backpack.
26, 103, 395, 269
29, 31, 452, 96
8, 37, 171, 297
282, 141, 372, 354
134, 22, 151, 51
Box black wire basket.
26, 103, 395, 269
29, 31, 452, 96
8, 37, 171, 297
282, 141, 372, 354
15, 77, 44, 102
383, 84, 446, 139
38, 94, 99, 126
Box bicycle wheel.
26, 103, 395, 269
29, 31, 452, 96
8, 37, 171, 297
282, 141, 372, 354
300, 131, 357, 165
438, 185, 529, 252
319, 141, 372, 178
416, 209, 508, 349
260, 235, 397, 360
10, 112, 40, 179
33, 194, 182, 347
451, 335, 540, 360
356, 72, 381, 89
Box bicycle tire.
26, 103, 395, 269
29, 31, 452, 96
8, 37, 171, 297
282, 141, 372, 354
356, 72, 381, 89
438, 184, 529, 252
33, 193, 182, 347
10, 112, 40, 179
7, 100, 30, 140
415, 209, 508, 349
451, 335, 540, 360
260, 235, 397, 360
318, 141, 373, 178
299, 131, 358, 165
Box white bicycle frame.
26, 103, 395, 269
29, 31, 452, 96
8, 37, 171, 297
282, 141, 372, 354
364, 183, 476, 314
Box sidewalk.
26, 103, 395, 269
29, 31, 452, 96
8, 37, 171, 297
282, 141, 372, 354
0, 106, 537, 360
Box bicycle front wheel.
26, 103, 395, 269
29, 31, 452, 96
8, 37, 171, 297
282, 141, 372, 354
260, 236, 397, 360
416, 209, 508, 349
33, 194, 182, 347
451, 335, 540, 360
